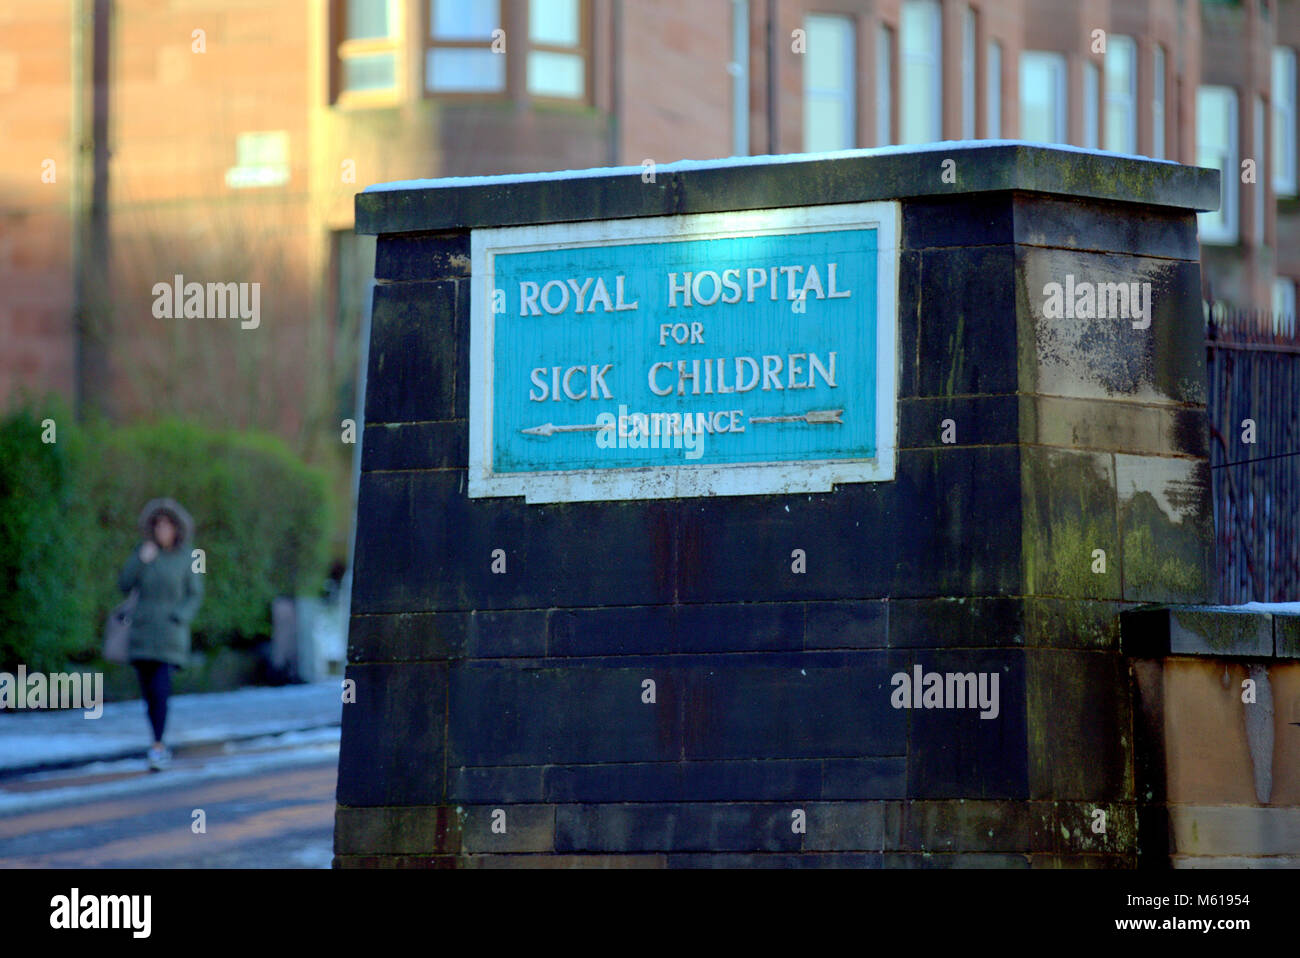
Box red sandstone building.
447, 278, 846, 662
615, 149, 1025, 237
1, 0, 1296, 434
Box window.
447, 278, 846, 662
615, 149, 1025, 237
901, 0, 942, 143
877, 25, 894, 145
1153, 45, 1166, 159
803, 15, 856, 151
961, 7, 976, 139
1084, 61, 1100, 149
1020, 52, 1066, 143
336, 0, 402, 99
1273, 47, 1296, 195
1105, 35, 1137, 153
527, 0, 587, 100
986, 40, 1001, 138
1273, 278, 1296, 337
420, 0, 587, 101
1255, 95, 1267, 246
226, 131, 290, 189
1197, 85, 1238, 244
731, 0, 749, 156
427, 0, 505, 93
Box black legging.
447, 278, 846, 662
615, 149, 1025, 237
133, 659, 175, 743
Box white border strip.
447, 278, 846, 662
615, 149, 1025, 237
468, 201, 900, 503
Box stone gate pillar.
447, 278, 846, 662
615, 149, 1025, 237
335, 144, 1218, 867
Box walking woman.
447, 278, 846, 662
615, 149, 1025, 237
117, 498, 203, 770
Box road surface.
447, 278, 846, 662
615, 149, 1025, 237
0, 729, 338, 868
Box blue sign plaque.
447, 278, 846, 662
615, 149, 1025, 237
469, 202, 898, 502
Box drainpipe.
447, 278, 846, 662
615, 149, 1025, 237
766, 0, 779, 154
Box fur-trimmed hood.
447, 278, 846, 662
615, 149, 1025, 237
137, 497, 195, 546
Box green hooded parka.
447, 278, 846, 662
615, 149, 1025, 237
117, 498, 204, 668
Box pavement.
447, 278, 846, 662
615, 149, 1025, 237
0, 680, 344, 777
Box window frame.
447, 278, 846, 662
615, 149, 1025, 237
1084, 60, 1100, 149
332, 0, 404, 107
523, 0, 593, 106
1255, 94, 1267, 246
900, 0, 942, 144
424, 0, 508, 100
877, 23, 894, 146
961, 6, 976, 140
1197, 84, 1239, 246
1104, 34, 1138, 154
1019, 50, 1067, 144
1152, 44, 1166, 159
986, 39, 1001, 138
802, 12, 857, 152
1273, 47, 1297, 196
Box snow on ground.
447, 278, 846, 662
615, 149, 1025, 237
0, 728, 340, 818
0, 681, 343, 773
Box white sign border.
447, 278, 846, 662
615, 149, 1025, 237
468, 201, 900, 504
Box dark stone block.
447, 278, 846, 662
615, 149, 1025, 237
676, 446, 1021, 603
897, 394, 1019, 449
1015, 249, 1206, 406
374, 231, 470, 282
897, 800, 1037, 853
549, 606, 675, 656
889, 597, 1025, 649
352, 471, 679, 613
363, 280, 459, 424
544, 759, 822, 802
347, 612, 464, 662
334, 805, 461, 855
357, 145, 1218, 234
1121, 606, 1272, 658
903, 194, 1014, 250
896, 249, 921, 399
903, 649, 1030, 800
337, 663, 447, 806
554, 802, 802, 853
682, 660, 908, 760
804, 600, 888, 650
1277, 614, 1300, 659
448, 766, 546, 803
667, 853, 884, 868
1116, 456, 1215, 606
1022, 598, 1121, 650
1019, 446, 1119, 600
675, 602, 804, 653
1012, 195, 1201, 261
821, 758, 907, 799
360, 420, 467, 472
802, 801, 898, 850
465, 609, 549, 658
883, 852, 1031, 868
460, 804, 554, 853
1026, 650, 1133, 801
915, 246, 1018, 397
448, 663, 683, 766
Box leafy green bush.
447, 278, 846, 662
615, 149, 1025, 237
0, 400, 335, 671
0, 400, 95, 672
82, 419, 335, 649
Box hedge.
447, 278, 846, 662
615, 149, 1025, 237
0, 400, 335, 672
0, 402, 95, 672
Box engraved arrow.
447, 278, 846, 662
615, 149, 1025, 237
520, 421, 605, 437
749, 408, 844, 425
